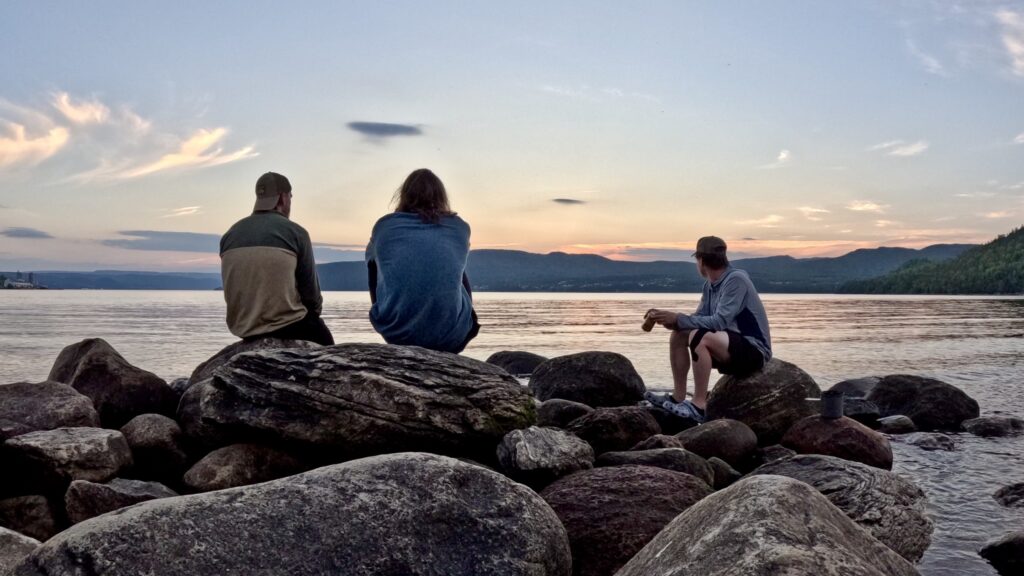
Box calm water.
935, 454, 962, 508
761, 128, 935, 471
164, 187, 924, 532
2, 291, 1023, 574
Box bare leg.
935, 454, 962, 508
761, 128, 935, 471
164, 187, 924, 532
669, 329, 692, 402
688, 331, 731, 410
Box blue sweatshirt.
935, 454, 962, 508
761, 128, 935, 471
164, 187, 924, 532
675, 266, 772, 361
366, 212, 475, 353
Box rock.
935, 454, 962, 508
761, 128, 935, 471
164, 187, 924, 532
10, 453, 571, 576
962, 416, 1024, 438
486, 351, 548, 376
751, 455, 933, 562
596, 448, 714, 486
0, 527, 39, 574
994, 483, 1024, 508
643, 403, 700, 434
565, 407, 660, 455
167, 377, 190, 402
0, 496, 57, 542
878, 415, 917, 434
867, 374, 979, 432
980, 532, 1024, 576
782, 416, 893, 470
630, 434, 685, 451
4, 428, 133, 494
64, 478, 177, 525
707, 456, 742, 489
616, 475, 919, 576
757, 444, 797, 465
675, 418, 758, 469
183, 443, 304, 492
536, 399, 593, 428
541, 465, 712, 576
705, 358, 821, 445
0, 382, 100, 440
187, 338, 321, 386
843, 398, 882, 429
179, 344, 535, 463
829, 377, 880, 398
47, 338, 176, 428
900, 432, 955, 451
496, 427, 594, 488
119, 414, 188, 483
528, 352, 645, 408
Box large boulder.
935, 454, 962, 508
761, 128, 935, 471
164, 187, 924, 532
486, 351, 548, 376
4, 428, 133, 494
994, 483, 1024, 508
564, 407, 660, 455
962, 416, 1024, 438
183, 443, 304, 492
0, 496, 57, 542
11, 453, 571, 576
65, 478, 177, 525
178, 344, 535, 463
0, 382, 100, 440
843, 398, 882, 429
751, 455, 933, 562
866, 374, 979, 432
537, 399, 594, 428
781, 416, 893, 470
596, 448, 713, 487
47, 339, 176, 428
496, 427, 594, 488
529, 352, 645, 408
616, 475, 919, 576
541, 465, 712, 576
829, 377, 880, 398
675, 418, 758, 469
187, 338, 321, 387
0, 527, 39, 575
705, 358, 821, 445
980, 532, 1024, 576
119, 414, 188, 484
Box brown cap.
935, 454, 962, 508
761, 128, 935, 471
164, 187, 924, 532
692, 235, 727, 257
254, 172, 291, 212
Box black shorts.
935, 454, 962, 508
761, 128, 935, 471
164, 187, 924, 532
688, 329, 766, 376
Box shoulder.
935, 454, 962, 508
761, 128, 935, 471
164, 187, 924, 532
724, 268, 755, 289
444, 214, 470, 234
371, 212, 406, 234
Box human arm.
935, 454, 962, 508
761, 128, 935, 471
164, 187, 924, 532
295, 229, 323, 316
367, 260, 378, 305
675, 276, 747, 331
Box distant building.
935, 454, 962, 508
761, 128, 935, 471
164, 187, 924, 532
2, 278, 42, 289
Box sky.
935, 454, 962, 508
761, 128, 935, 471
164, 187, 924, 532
0, 1, 1022, 272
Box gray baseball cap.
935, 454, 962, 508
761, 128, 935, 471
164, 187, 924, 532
692, 235, 727, 257
254, 172, 291, 212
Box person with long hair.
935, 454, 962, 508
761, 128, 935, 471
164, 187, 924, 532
365, 168, 479, 353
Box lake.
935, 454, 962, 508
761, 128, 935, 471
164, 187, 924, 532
2, 290, 1022, 575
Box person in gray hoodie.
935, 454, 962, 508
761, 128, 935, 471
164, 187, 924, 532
644, 236, 772, 422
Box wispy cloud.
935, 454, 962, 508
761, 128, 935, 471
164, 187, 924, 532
875, 219, 900, 228
552, 198, 585, 205
0, 122, 69, 167
161, 206, 202, 218
116, 128, 256, 179
1015, 132, 1024, 144
867, 139, 929, 156
1, 227, 54, 239
758, 149, 791, 170
906, 39, 948, 76
102, 230, 220, 252
996, 9, 1024, 76
347, 122, 423, 139
954, 191, 996, 198
868, 140, 903, 151
52, 92, 109, 125
738, 214, 784, 228
982, 211, 1012, 218
539, 84, 660, 103
846, 200, 888, 213
798, 206, 830, 221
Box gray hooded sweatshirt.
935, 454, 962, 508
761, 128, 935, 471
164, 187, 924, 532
675, 266, 772, 361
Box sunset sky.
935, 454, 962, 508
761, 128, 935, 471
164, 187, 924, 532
1, 1, 1022, 271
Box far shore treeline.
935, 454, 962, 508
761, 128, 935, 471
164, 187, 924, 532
3, 227, 1023, 294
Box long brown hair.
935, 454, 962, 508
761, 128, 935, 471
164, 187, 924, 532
393, 168, 453, 224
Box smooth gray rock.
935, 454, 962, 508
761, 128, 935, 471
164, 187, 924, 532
900, 432, 955, 452
541, 465, 711, 576
675, 418, 758, 469
65, 478, 177, 525
486, 351, 548, 376
47, 339, 176, 428
529, 352, 645, 408
187, 338, 321, 387
0, 496, 57, 542
829, 377, 880, 398
179, 344, 535, 462
596, 448, 714, 487
962, 416, 1024, 438
11, 453, 572, 576
751, 455, 933, 562
994, 483, 1024, 508
707, 456, 742, 489
0, 527, 39, 575
867, 374, 979, 432
536, 399, 594, 428
630, 434, 685, 451
706, 358, 821, 445
496, 427, 594, 488
616, 475, 919, 576
565, 407, 660, 455
878, 415, 916, 434
119, 414, 188, 483
0, 381, 100, 440
183, 443, 303, 492
980, 532, 1024, 575
4, 428, 132, 494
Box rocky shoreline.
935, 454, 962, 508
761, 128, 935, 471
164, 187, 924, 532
1, 338, 1022, 575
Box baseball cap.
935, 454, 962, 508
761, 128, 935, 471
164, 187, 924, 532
692, 236, 727, 257
254, 172, 291, 212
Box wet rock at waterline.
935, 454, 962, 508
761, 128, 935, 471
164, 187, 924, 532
496, 426, 594, 488
899, 432, 956, 452
564, 407, 660, 455
878, 415, 917, 434
979, 532, 1024, 576
65, 478, 177, 524
994, 483, 1024, 508
0, 382, 100, 440
867, 374, 979, 432
962, 415, 1024, 438
486, 351, 548, 376
529, 352, 645, 408
843, 398, 882, 429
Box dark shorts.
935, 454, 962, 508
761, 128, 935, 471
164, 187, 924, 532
688, 329, 765, 376
246, 311, 335, 346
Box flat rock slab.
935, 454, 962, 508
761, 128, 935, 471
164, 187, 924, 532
962, 416, 1024, 438
5, 427, 132, 494
751, 454, 933, 562
183, 443, 304, 492
0, 381, 99, 440
596, 448, 713, 487
179, 344, 536, 462
0, 496, 58, 542
0, 527, 39, 575
12, 453, 572, 576
616, 475, 919, 576
782, 416, 893, 470
867, 374, 979, 432
529, 352, 645, 408
994, 483, 1024, 508
496, 427, 593, 489
65, 478, 177, 524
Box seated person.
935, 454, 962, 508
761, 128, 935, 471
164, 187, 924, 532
645, 236, 771, 422
366, 168, 479, 353
220, 171, 334, 345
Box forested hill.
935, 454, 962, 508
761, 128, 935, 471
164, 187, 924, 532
840, 227, 1024, 294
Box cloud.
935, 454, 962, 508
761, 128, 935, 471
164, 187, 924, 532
117, 128, 257, 178
1, 227, 54, 239
982, 211, 1012, 218
347, 122, 423, 138
0, 122, 69, 167
161, 206, 202, 218
798, 206, 830, 221
758, 149, 792, 169
552, 198, 585, 205
539, 84, 661, 103
868, 140, 904, 151
906, 39, 948, 76
1015, 132, 1024, 144
954, 191, 996, 198
52, 92, 109, 125
846, 200, 888, 213
738, 214, 784, 228
867, 139, 929, 156
996, 9, 1024, 76
875, 220, 900, 228
102, 230, 220, 252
